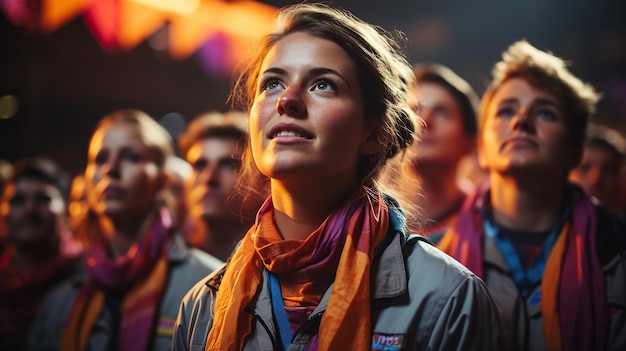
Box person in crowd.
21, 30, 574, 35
0, 159, 14, 253
67, 173, 88, 234
163, 155, 193, 234
397, 63, 480, 241
28, 109, 222, 351
173, 4, 502, 350
569, 123, 626, 211
0, 159, 12, 197
438, 40, 626, 350
0, 157, 82, 351
177, 111, 265, 261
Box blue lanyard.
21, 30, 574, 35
483, 208, 570, 297
268, 272, 293, 351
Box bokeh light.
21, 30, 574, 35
0, 95, 18, 120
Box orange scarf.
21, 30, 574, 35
206, 193, 389, 351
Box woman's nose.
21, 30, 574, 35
103, 157, 120, 178
511, 108, 535, 133
276, 86, 306, 118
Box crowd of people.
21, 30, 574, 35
0, 2, 624, 351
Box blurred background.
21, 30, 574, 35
1, 0, 625, 176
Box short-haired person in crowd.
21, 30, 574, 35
0, 159, 14, 253
173, 3, 502, 350
177, 111, 265, 261
163, 155, 193, 235
569, 124, 626, 211
398, 63, 480, 242
28, 109, 222, 351
438, 40, 626, 350
0, 157, 82, 351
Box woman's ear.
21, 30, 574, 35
359, 132, 383, 155
359, 119, 383, 156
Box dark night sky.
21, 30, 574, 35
1, 0, 625, 176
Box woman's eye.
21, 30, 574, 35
312, 80, 335, 92
261, 78, 283, 92
432, 106, 450, 120
536, 109, 558, 121
124, 153, 141, 163
94, 152, 108, 165
496, 106, 515, 118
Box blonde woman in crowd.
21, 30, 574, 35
29, 109, 222, 351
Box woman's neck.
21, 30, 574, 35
402, 161, 464, 221
489, 173, 565, 232
270, 178, 358, 241
101, 211, 156, 257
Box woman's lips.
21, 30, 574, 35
103, 185, 124, 198
268, 123, 314, 140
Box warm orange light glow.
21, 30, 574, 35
168, 1, 221, 59
118, 1, 168, 50
129, 0, 200, 15
41, 0, 92, 33
2, 0, 278, 71
169, 0, 276, 59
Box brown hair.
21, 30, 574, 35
177, 111, 248, 158
480, 40, 600, 148
231, 3, 420, 201
413, 63, 479, 136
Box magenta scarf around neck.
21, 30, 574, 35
86, 208, 171, 292
439, 181, 608, 350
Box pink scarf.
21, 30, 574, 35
62, 207, 172, 351
438, 182, 608, 350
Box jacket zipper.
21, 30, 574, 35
290, 311, 324, 346
249, 308, 280, 351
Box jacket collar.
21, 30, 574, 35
371, 231, 408, 299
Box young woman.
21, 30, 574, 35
28, 109, 222, 351
438, 40, 626, 350
173, 4, 501, 351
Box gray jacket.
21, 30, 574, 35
482, 205, 626, 351
173, 220, 502, 350
27, 234, 223, 351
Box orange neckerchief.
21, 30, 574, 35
542, 221, 568, 351
206, 194, 389, 351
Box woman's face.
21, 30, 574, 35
249, 31, 379, 187
85, 121, 164, 223
479, 77, 576, 179
408, 82, 474, 166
